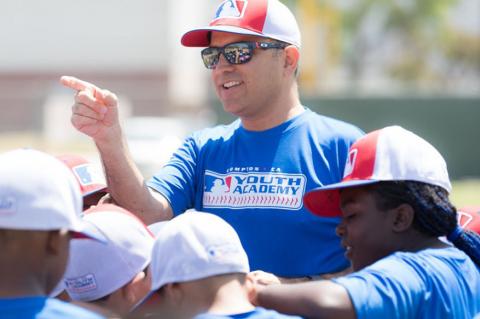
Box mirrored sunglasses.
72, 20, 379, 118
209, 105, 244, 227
201, 41, 288, 69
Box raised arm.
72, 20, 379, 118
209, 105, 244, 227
60, 76, 173, 224
254, 280, 356, 319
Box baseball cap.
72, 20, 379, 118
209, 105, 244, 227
181, 0, 301, 48
64, 204, 155, 302
150, 211, 250, 291
304, 126, 452, 217
458, 206, 480, 235
0, 148, 104, 241
56, 154, 107, 198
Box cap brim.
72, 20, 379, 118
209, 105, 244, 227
70, 220, 107, 244
304, 179, 379, 217
147, 221, 167, 237
82, 187, 108, 198
181, 25, 265, 47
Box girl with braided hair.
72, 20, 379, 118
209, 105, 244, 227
371, 180, 480, 267
250, 126, 480, 319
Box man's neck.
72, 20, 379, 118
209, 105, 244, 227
0, 265, 47, 297
0, 283, 44, 298
205, 280, 255, 315
241, 102, 304, 131
240, 82, 304, 131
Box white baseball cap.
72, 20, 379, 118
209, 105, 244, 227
150, 211, 250, 291
0, 148, 103, 240
64, 204, 155, 302
181, 0, 301, 48
304, 126, 452, 217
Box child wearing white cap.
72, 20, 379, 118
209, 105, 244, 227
0, 149, 106, 319
132, 211, 302, 319
62, 203, 155, 317
49, 154, 110, 302
252, 126, 480, 319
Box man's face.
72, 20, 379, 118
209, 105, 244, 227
337, 187, 396, 271
209, 32, 288, 119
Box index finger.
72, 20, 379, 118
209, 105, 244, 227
60, 76, 98, 92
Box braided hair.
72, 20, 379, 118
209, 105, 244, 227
369, 180, 480, 266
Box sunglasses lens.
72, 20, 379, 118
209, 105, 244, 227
223, 43, 253, 65
201, 47, 220, 69
201, 43, 254, 69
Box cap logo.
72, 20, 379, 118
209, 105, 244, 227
206, 243, 241, 262
65, 274, 98, 294
457, 211, 474, 229
214, 0, 248, 20
0, 195, 17, 214
73, 164, 105, 187
343, 149, 358, 178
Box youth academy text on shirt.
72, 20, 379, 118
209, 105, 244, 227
203, 169, 306, 210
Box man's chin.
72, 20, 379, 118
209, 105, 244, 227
221, 103, 246, 117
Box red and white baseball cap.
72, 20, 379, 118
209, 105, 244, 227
56, 154, 107, 198
304, 126, 452, 217
457, 206, 480, 235
181, 0, 301, 47
64, 204, 155, 302
0, 149, 105, 241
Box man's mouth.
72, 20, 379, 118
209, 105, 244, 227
345, 246, 354, 260
341, 241, 353, 259
222, 81, 242, 89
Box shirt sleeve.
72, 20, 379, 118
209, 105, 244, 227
332, 257, 424, 319
335, 125, 364, 179
146, 135, 199, 215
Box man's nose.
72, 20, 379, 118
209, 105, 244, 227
215, 53, 234, 70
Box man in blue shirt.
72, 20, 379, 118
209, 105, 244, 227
0, 149, 106, 319
252, 126, 480, 319
60, 0, 363, 279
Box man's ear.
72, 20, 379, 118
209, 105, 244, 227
46, 230, 68, 255
163, 283, 183, 303
245, 273, 258, 305
391, 204, 415, 233
283, 45, 300, 76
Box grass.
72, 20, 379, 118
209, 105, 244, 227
450, 179, 480, 208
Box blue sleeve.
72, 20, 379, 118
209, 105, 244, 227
146, 136, 199, 216
330, 122, 364, 181
332, 258, 424, 319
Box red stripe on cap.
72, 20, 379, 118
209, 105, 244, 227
211, 0, 268, 33
83, 203, 155, 238
458, 206, 480, 235
343, 129, 380, 182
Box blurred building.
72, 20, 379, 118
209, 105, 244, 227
0, 0, 479, 179
0, 0, 216, 133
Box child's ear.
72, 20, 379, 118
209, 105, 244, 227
391, 204, 415, 233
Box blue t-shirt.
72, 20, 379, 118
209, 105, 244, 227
148, 109, 363, 277
333, 247, 480, 319
194, 307, 303, 319
0, 296, 105, 319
